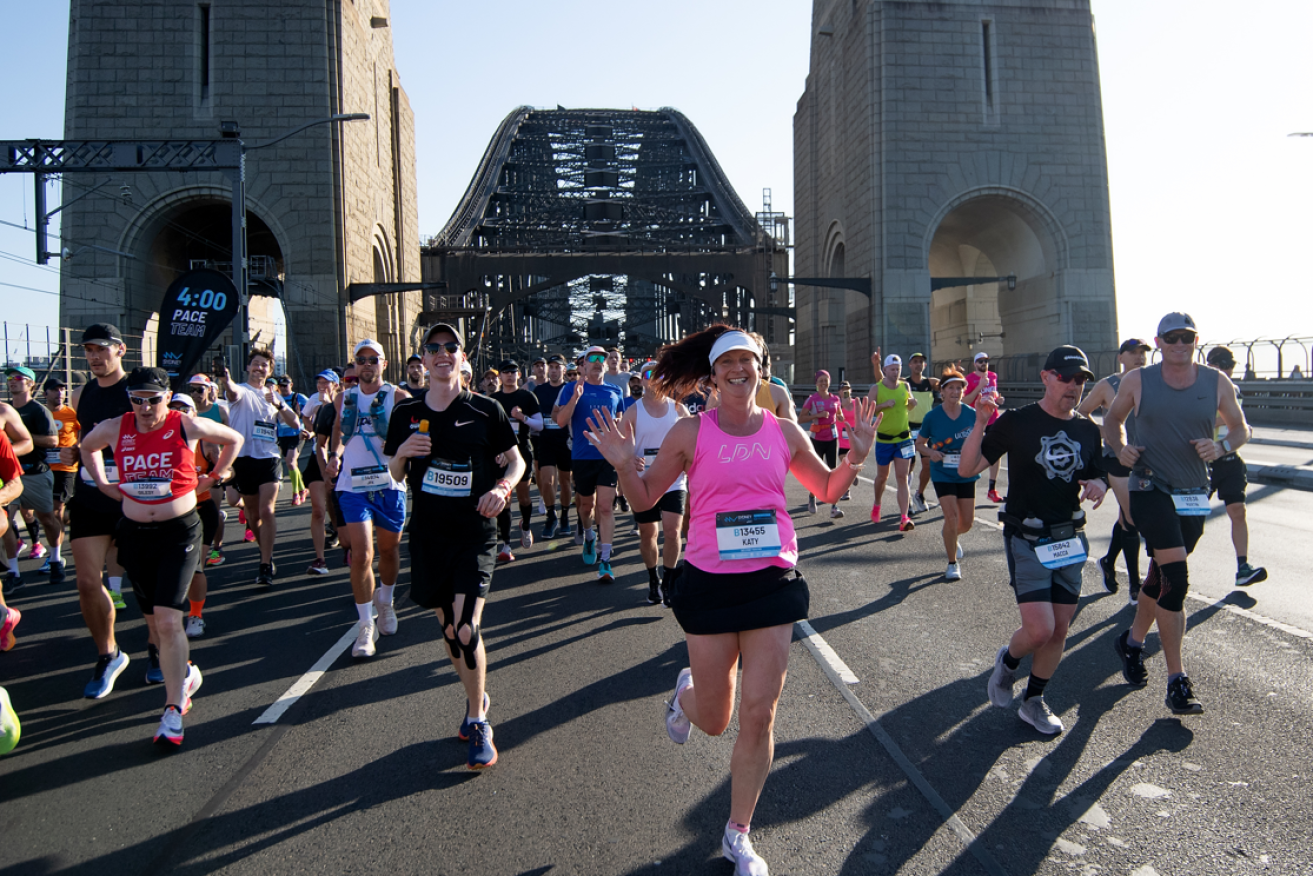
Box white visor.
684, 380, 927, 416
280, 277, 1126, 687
940, 376, 967, 387
708, 330, 762, 366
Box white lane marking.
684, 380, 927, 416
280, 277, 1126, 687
252, 622, 361, 724
1186, 592, 1313, 640
795, 620, 859, 683
796, 622, 1008, 876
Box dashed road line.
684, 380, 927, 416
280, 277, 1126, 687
253, 622, 361, 724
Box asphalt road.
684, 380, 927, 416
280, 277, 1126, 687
2, 463, 1311, 875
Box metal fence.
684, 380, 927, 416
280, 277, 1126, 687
990, 336, 1313, 383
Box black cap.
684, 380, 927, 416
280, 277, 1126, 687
423, 322, 464, 347
44, 377, 67, 390
276, 375, 291, 384
546, 354, 565, 364
1206, 346, 1236, 367
82, 323, 123, 346
126, 366, 170, 393
532, 357, 546, 365
497, 359, 520, 372
406, 354, 423, 364
1043, 345, 1095, 379
265, 378, 276, 386
1118, 338, 1150, 354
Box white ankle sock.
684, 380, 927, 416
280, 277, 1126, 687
108, 575, 122, 593
376, 584, 395, 605
356, 602, 374, 625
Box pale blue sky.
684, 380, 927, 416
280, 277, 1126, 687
2, 1, 1310, 359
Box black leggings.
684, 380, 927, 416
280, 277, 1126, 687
811, 437, 838, 469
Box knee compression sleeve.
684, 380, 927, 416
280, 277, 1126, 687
1155, 561, 1190, 613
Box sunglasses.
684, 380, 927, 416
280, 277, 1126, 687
355, 356, 381, 365
168, 404, 191, 412
130, 394, 166, 406
641, 368, 656, 379
343, 377, 360, 385
186, 386, 207, 395
1053, 373, 1089, 385
423, 342, 461, 355
584, 353, 606, 363
1161, 331, 1196, 345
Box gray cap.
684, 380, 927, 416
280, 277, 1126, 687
1157, 312, 1197, 337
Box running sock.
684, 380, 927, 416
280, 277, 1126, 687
989, 479, 997, 491
1237, 555, 1247, 571
662, 565, 678, 583
377, 584, 395, 605
1121, 523, 1141, 583
108, 575, 123, 594
1002, 649, 1022, 671
1167, 672, 1187, 684
1104, 521, 1123, 563
600, 543, 612, 562
289, 466, 304, 493
727, 820, 750, 835
1127, 634, 1144, 650
584, 527, 595, 542
50, 544, 62, 563
189, 599, 205, 618
5, 557, 17, 575
497, 507, 512, 543
25, 518, 41, 544
356, 602, 374, 625
520, 503, 532, 526
648, 567, 660, 586
1024, 674, 1050, 701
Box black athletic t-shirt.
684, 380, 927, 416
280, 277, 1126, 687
532, 382, 565, 426
77, 375, 131, 466
490, 388, 540, 443
383, 392, 517, 522
980, 403, 1104, 525
15, 399, 58, 474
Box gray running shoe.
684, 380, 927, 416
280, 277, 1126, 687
1017, 694, 1064, 734
665, 668, 694, 744
987, 645, 1017, 708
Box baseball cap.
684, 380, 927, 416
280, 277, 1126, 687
423, 322, 463, 347
1042, 345, 1095, 379
82, 323, 123, 347
406, 354, 423, 364
973, 351, 990, 362
188, 374, 214, 388
315, 369, 340, 384
4, 365, 36, 381
1118, 338, 1151, 354
910, 352, 927, 361
43, 377, 66, 390
459, 361, 473, 376
532, 357, 546, 365
126, 366, 170, 393
546, 354, 566, 365
276, 375, 291, 385
584, 345, 607, 356
1206, 346, 1237, 368
264, 378, 276, 387
1157, 312, 1197, 337
169, 392, 196, 410
497, 359, 520, 372
353, 339, 386, 357
883, 354, 902, 368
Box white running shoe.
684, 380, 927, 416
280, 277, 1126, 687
521, 527, 534, 550
722, 826, 770, 876
184, 616, 206, 638
987, 645, 1017, 708
536, 499, 547, 516
665, 668, 694, 744
154, 706, 184, 747
956, 543, 964, 560
181, 662, 203, 715
830, 506, 844, 519
945, 562, 962, 581
352, 622, 378, 658
375, 599, 399, 636
806, 495, 817, 515
1017, 694, 1064, 735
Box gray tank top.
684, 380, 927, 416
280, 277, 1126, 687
1133, 363, 1218, 491
1100, 372, 1137, 452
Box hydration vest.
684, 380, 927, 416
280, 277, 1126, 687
340, 384, 393, 446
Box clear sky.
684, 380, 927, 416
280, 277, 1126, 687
2, 1, 1310, 360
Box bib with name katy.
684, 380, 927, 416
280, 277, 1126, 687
715, 510, 782, 561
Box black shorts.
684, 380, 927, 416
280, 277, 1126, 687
572, 458, 617, 496
1209, 454, 1247, 506
277, 435, 301, 454
634, 489, 687, 524
117, 509, 203, 614
933, 480, 977, 501
535, 429, 572, 471
1102, 450, 1132, 478
671, 563, 809, 636
197, 499, 221, 546
408, 515, 497, 606
233, 456, 282, 496
810, 437, 838, 468
69, 480, 123, 541
1130, 489, 1205, 555
52, 470, 77, 504
326, 487, 346, 529
302, 452, 324, 485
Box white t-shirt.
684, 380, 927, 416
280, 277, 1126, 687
228, 381, 283, 460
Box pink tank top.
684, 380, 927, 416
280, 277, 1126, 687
686, 409, 798, 573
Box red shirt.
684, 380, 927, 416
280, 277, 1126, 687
0, 432, 21, 485
115, 410, 198, 504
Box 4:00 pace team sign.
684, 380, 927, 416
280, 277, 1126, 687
156, 268, 240, 388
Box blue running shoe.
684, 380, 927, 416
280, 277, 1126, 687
466, 720, 498, 770
84, 650, 130, 699
582, 537, 597, 565
458, 692, 491, 741
145, 644, 164, 685
597, 560, 614, 584
37, 558, 51, 575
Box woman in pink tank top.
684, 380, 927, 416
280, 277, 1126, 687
584, 325, 879, 874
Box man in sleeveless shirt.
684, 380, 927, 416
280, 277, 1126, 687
905, 352, 940, 514
1102, 313, 1249, 715
1204, 346, 1267, 587
1078, 338, 1149, 601
327, 339, 412, 658
867, 352, 918, 531
964, 352, 1005, 504
3, 366, 60, 592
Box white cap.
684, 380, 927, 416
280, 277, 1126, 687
354, 338, 386, 357
459, 361, 473, 376
708, 330, 762, 366
883, 354, 902, 368
187, 373, 213, 387
169, 392, 196, 410
974, 351, 990, 362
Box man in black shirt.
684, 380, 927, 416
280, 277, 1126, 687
385, 323, 522, 770
531, 355, 573, 538
489, 361, 542, 558
3, 366, 60, 591
960, 345, 1107, 736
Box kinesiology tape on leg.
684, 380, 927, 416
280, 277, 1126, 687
455, 596, 481, 670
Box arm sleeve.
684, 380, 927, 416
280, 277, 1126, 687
979, 411, 1012, 465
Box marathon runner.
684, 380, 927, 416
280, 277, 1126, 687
964, 351, 1005, 504
836, 381, 857, 502
752, 335, 797, 422
384, 322, 522, 770
0, 400, 34, 596
42, 377, 78, 585
165, 393, 222, 638
526, 357, 547, 392
554, 346, 625, 583
799, 369, 845, 518
584, 325, 879, 876
530, 355, 573, 539
327, 340, 410, 658
1077, 338, 1150, 600
276, 374, 309, 506
868, 351, 918, 531
961, 345, 1106, 735
186, 374, 230, 567
602, 346, 633, 399
623, 360, 689, 605
490, 360, 542, 559
317, 364, 357, 570
80, 366, 241, 744
905, 352, 940, 514
404, 354, 427, 395
1205, 345, 1267, 587
0, 430, 25, 651
914, 367, 978, 581
1102, 313, 1249, 715
303, 370, 341, 575
65, 324, 134, 697
219, 347, 301, 588
3, 366, 60, 593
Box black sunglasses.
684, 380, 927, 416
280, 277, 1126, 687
354, 356, 381, 365
1161, 331, 1196, 345
130, 394, 166, 406
186, 386, 207, 395
1053, 373, 1089, 385
423, 342, 461, 355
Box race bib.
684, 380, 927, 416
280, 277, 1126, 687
899, 442, 916, 459
715, 510, 782, 561
910, 429, 920, 441
422, 458, 473, 497
45, 449, 63, 466
252, 420, 276, 443
81, 463, 119, 485
941, 452, 961, 469
351, 464, 390, 493
118, 478, 171, 501
1171, 489, 1209, 516
1034, 537, 1087, 570
642, 447, 660, 469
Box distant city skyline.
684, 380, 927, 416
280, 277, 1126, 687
2, 1, 1309, 365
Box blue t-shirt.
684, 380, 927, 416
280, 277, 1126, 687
557, 380, 624, 460
622, 396, 640, 413
277, 393, 308, 436
917, 404, 979, 484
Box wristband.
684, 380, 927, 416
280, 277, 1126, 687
494, 478, 513, 496
844, 451, 865, 472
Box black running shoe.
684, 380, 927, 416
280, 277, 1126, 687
1099, 555, 1120, 594
256, 563, 275, 588
618, 496, 629, 513
647, 579, 661, 605
1114, 630, 1148, 686
1166, 676, 1203, 715
1235, 563, 1268, 587
2, 572, 24, 598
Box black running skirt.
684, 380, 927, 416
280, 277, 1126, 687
671, 563, 809, 636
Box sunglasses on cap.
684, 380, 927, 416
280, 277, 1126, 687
1161, 331, 1196, 345
584, 353, 606, 363
354, 355, 381, 365
130, 394, 166, 406
422, 341, 461, 355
